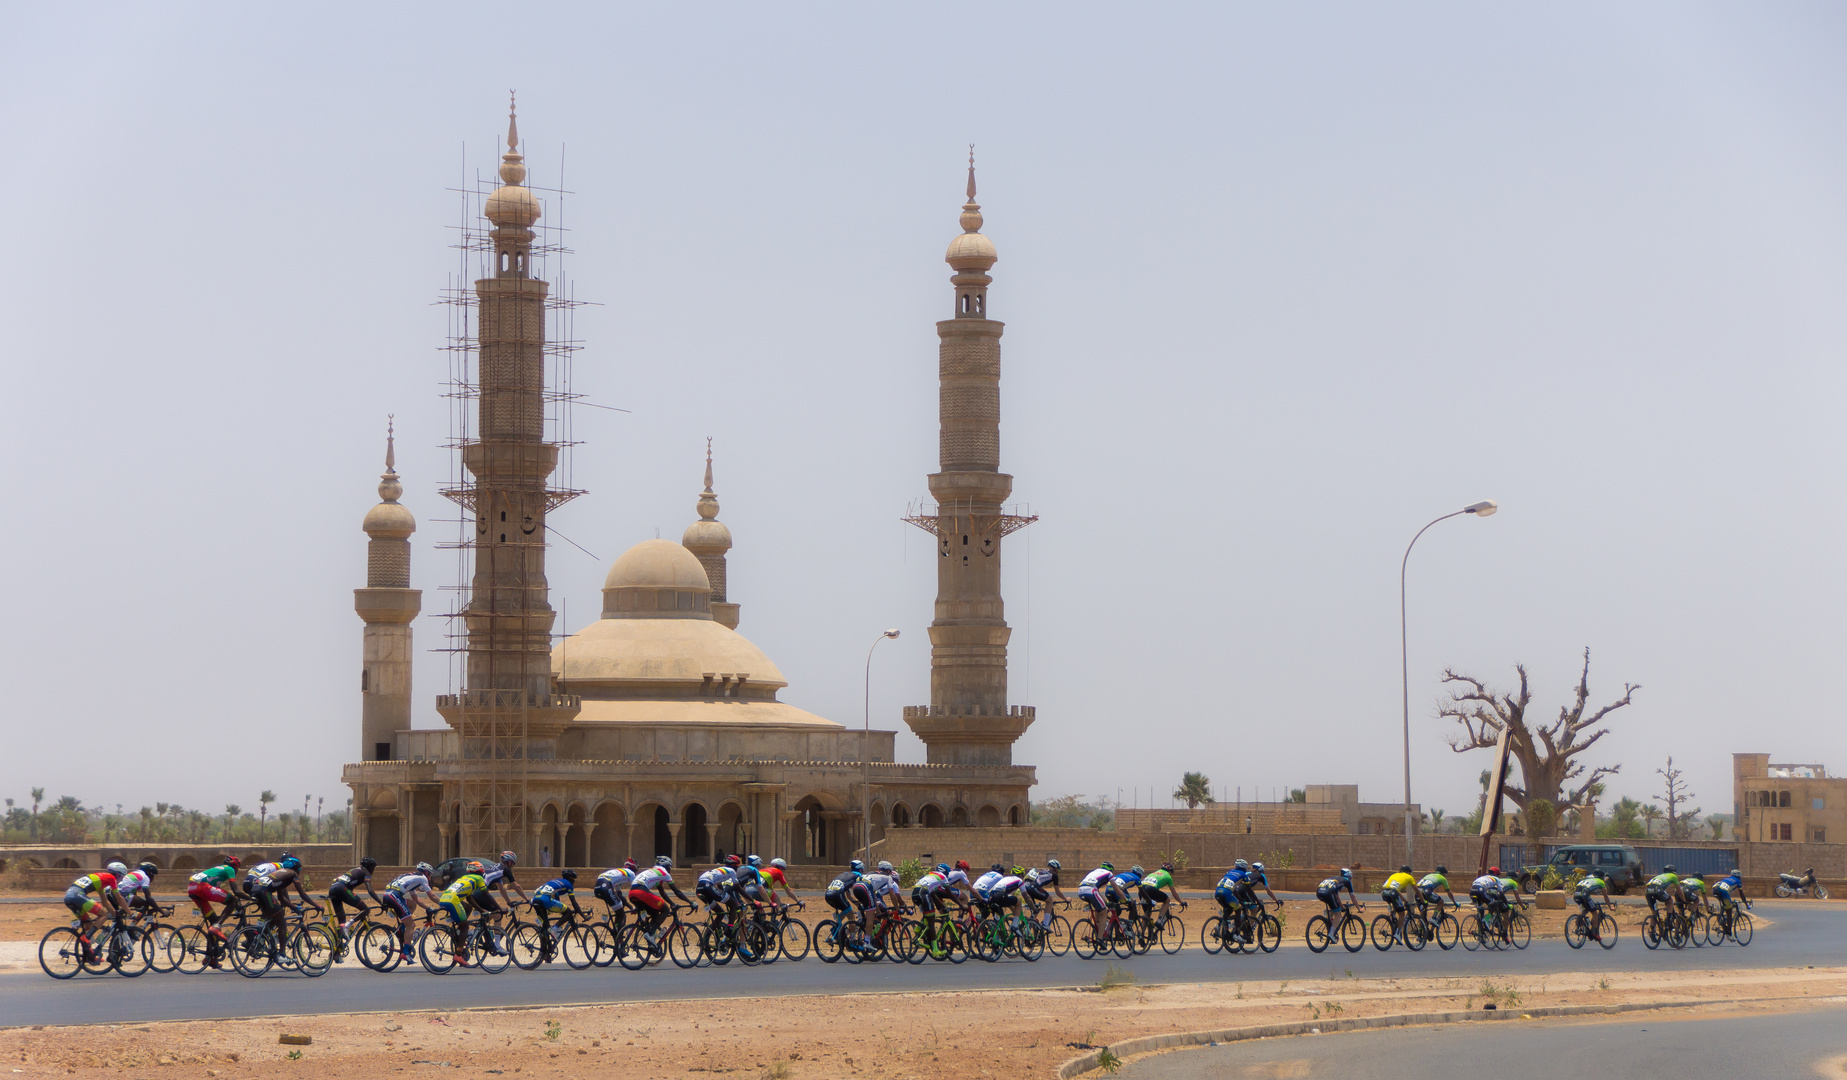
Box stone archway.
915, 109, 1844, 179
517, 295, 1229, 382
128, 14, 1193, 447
791, 795, 839, 864
537, 803, 562, 869
919, 804, 944, 829
977, 805, 1001, 828
564, 803, 588, 867
683, 803, 710, 862
172, 854, 199, 870
1009, 804, 1023, 826
645, 805, 672, 862
591, 802, 625, 867
716, 802, 745, 861
891, 803, 912, 828
950, 806, 970, 827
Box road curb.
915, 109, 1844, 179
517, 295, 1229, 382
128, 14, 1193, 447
1053, 996, 1776, 1079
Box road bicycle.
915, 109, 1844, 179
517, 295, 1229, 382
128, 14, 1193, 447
39, 909, 150, 979
168, 895, 256, 974
1370, 900, 1428, 952
1409, 900, 1460, 951
119, 902, 182, 974
1460, 904, 1531, 951
1707, 902, 1753, 946
1072, 902, 1143, 959
760, 902, 811, 961
695, 901, 774, 967
1131, 901, 1187, 955
972, 907, 1044, 962
1202, 901, 1274, 955
228, 903, 336, 978
619, 901, 699, 970
908, 904, 969, 963
1641, 907, 1691, 950
417, 906, 513, 974
1305, 902, 1367, 954
1564, 903, 1619, 950
1022, 898, 1073, 957
326, 905, 416, 972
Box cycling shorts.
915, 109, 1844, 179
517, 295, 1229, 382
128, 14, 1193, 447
533, 895, 564, 912
1081, 892, 1106, 912
471, 891, 502, 914
438, 897, 469, 924
1022, 882, 1049, 903
1381, 887, 1405, 908
63, 887, 101, 917
379, 890, 411, 919
739, 883, 767, 904
1139, 885, 1168, 904
1316, 886, 1344, 907
696, 882, 729, 905
1215, 886, 1237, 906
911, 887, 937, 913
328, 884, 369, 918
188, 882, 229, 914
628, 888, 666, 912
250, 885, 282, 917
824, 890, 852, 913
1417, 886, 1443, 905
594, 884, 626, 909
846, 882, 874, 909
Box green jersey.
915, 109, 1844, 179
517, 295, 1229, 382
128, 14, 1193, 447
1647, 872, 1679, 890
1142, 869, 1174, 891
1574, 873, 1605, 896
190, 864, 237, 886
1680, 877, 1705, 896
1417, 872, 1449, 892
1498, 877, 1520, 894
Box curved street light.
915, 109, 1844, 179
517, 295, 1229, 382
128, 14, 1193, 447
1402, 501, 1497, 865
862, 629, 901, 864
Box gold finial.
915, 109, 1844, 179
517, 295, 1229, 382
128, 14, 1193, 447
507, 90, 520, 153
696, 438, 719, 521
385, 414, 396, 472
703, 436, 714, 494
966, 145, 977, 202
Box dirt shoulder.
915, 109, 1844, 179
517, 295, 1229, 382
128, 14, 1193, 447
4, 965, 1843, 1080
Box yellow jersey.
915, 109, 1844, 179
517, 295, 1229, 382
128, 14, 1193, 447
1383, 872, 1417, 895
441, 873, 487, 903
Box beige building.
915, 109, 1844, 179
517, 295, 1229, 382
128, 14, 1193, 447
1734, 753, 1842, 844
343, 111, 1036, 868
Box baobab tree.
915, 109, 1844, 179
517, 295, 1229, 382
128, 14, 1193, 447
1441, 647, 1638, 814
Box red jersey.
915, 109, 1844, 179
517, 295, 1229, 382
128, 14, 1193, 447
72, 872, 118, 894
763, 866, 790, 889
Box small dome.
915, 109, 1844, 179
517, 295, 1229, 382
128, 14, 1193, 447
946, 229, 997, 268
682, 518, 732, 553
363, 501, 416, 539
485, 183, 540, 228
603, 539, 710, 592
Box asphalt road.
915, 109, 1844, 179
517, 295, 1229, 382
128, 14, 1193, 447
3, 901, 1838, 1028
1117, 1002, 1847, 1078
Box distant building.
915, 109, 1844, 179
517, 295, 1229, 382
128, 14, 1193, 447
1734, 753, 1843, 843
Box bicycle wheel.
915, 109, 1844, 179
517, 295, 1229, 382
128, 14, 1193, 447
738, 921, 770, 967
1506, 912, 1531, 950
554, 926, 591, 970
584, 923, 617, 967
668, 922, 706, 969
358, 924, 402, 971
1200, 916, 1224, 955
816, 920, 845, 963
1340, 914, 1366, 953
170, 926, 211, 974
1305, 914, 1331, 953
473, 927, 512, 973
1665, 915, 1689, 950
1158, 914, 1184, 955
230, 926, 274, 977
1565, 914, 1588, 949
1072, 918, 1099, 959
1433, 913, 1459, 951
1369, 914, 1397, 952
1732, 912, 1753, 946
1111, 921, 1136, 959
1595, 911, 1619, 949
506, 924, 546, 970
142, 924, 178, 974
292, 924, 337, 976
1641, 915, 1662, 950
779, 917, 812, 961
617, 925, 651, 970
418, 927, 458, 974
38, 927, 85, 980
942, 921, 969, 964
1405, 914, 1428, 952
972, 918, 1003, 962
1459, 914, 1483, 952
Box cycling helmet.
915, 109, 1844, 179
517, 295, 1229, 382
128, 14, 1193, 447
500, 850, 517, 865
107, 861, 128, 877
991, 863, 1005, 873
225, 856, 242, 870
1251, 862, 1266, 873
878, 861, 894, 873
849, 859, 866, 872
1161, 862, 1174, 872
955, 860, 970, 871
280, 856, 302, 871
656, 856, 674, 868
1131, 865, 1145, 875
935, 863, 951, 875
280, 850, 294, 859
723, 855, 741, 868
1435, 865, 1448, 875
771, 858, 787, 870
562, 868, 578, 882
138, 862, 159, 879
1047, 859, 1061, 871
1339, 867, 1352, 880
360, 857, 378, 871
416, 862, 434, 876
1400, 865, 1412, 874
1234, 859, 1249, 871
1664, 864, 1677, 874
747, 855, 763, 868
1489, 866, 1500, 875
624, 859, 640, 871
1099, 861, 1115, 871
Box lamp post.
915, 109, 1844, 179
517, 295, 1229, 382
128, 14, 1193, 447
1401, 500, 1497, 866
863, 629, 901, 864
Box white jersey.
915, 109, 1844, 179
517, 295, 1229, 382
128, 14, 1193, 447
865, 873, 902, 899
973, 870, 1004, 895
597, 868, 635, 890
633, 866, 673, 892
117, 870, 151, 895
1472, 875, 1502, 893
943, 869, 970, 889
388, 873, 431, 896
482, 864, 515, 887
699, 867, 736, 889
249, 862, 279, 878
1079, 868, 1112, 894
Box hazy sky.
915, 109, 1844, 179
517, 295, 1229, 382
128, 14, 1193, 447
3, 4, 1843, 826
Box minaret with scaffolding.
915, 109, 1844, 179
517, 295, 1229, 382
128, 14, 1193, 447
904, 154, 1037, 766
436, 98, 582, 861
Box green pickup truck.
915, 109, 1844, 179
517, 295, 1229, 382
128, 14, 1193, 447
1514, 844, 1645, 894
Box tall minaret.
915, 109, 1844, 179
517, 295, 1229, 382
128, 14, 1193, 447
681, 439, 739, 630
437, 98, 580, 857
903, 154, 1036, 766
356, 420, 421, 761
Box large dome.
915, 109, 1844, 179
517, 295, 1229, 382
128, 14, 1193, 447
604, 539, 710, 591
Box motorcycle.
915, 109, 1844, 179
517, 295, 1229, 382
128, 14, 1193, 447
1774, 870, 1830, 900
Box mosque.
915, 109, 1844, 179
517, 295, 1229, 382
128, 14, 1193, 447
341, 108, 1038, 868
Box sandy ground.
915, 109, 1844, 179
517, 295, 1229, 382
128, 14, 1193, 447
3, 964, 1844, 1079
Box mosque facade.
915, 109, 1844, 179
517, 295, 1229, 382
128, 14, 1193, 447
342, 111, 1035, 869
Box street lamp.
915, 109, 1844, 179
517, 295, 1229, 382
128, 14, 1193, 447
863, 629, 901, 864
1401, 500, 1497, 866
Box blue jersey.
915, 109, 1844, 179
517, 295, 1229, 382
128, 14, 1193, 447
1111, 871, 1143, 895
736, 866, 765, 891
534, 878, 575, 898
1218, 869, 1248, 891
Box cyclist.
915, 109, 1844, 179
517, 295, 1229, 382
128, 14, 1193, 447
860, 861, 909, 946
382, 862, 442, 962
1416, 865, 1458, 922
1644, 864, 1682, 924
629, 856, 693, 948
115, 862, 161, 922
248, 857, 322, 941
1138, 862, 1186, 928
1106, 865, 1145, 932
531, 868, 585, 957
435, 868, 489, 967
698, 856, 743, 916
910, 863, 959, 956
1468, 868, 1502, 923
971, 864, 1007, 919
476, 851, 529, 939
1572, 866, 1609, 919
1023, 860, 1067, 930
975, 865, 1026, 932
1077, 861, 1116, 944
761, 857, 805, 910
327, 857, 381, 937
1214, 862, 1249, 942
824, 859, 868, 935
1713, 868, 1751, 916
1678, 874, 1711, 917
65, 863, 128, 944
594, 859, 640, 932
186, 856, 245, 942
1380, 864, 1415, 917
1316, 868, 1361, 930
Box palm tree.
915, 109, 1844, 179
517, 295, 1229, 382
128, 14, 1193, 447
258, 791, 276, 843
137, 806, 156, 842
30, 787, 44, 841
1641, 803, 1663, 838
1171, 772, 1214, 810
224, 804, 242, 843
1428, 808, 1446, 833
